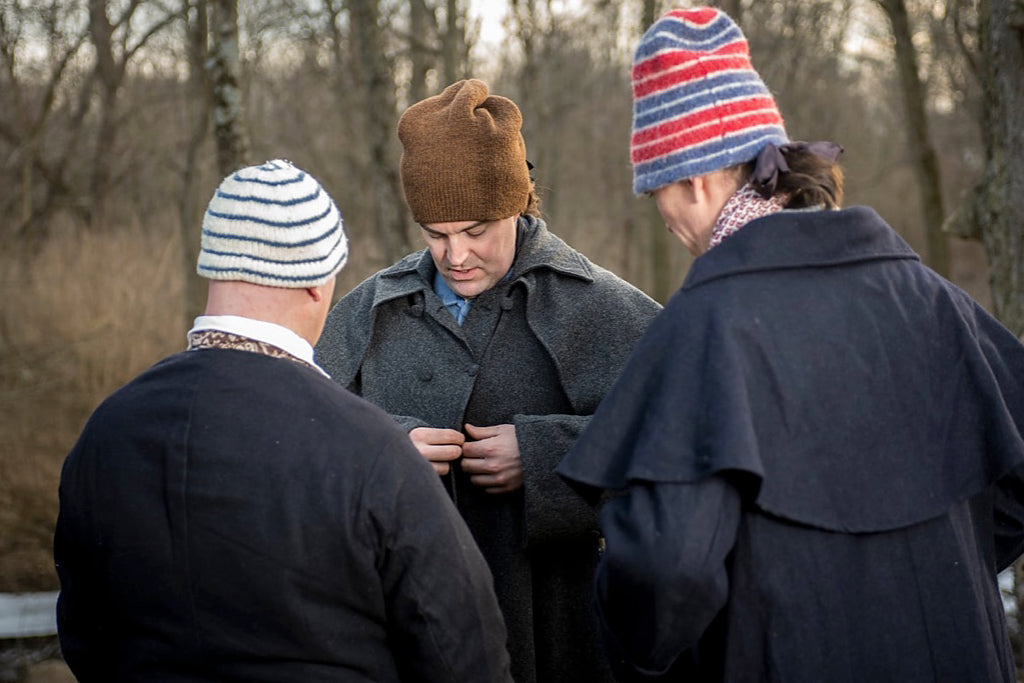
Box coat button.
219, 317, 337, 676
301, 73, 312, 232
420, 369, 433, 381
467, 365, 478, 377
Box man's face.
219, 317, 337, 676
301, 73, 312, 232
421, 215, 518, 298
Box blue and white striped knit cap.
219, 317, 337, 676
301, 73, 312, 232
197, 159, 348, 288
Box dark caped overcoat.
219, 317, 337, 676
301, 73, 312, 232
56, 347, 511, 682
316, 215, 662, 683
558, 206, 1024, 682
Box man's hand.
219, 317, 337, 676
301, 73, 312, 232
409, 427, 465, 475
461, 423, 523, 494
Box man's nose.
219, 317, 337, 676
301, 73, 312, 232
447, 234, 470, 265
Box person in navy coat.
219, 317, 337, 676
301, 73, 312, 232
55, 160, 512, 682
558, 8, 1024, 682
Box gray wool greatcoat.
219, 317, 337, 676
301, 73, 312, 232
316, 216, 661, 683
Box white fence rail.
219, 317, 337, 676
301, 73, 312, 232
0, 593, 58, 639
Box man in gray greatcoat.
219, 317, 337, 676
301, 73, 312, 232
315, 79, 661, 683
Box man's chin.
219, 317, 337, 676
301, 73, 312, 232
446, 277, 483, 298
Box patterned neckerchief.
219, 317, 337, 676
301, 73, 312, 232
187, 329, 315, 371
709, 182, 786, 250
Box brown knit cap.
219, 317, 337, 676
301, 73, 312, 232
398, 79, 531, 223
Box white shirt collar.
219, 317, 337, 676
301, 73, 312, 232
188, 315, 329, 377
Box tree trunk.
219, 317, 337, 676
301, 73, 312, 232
640, 0, 657, 31
208, 0, 250, 177
975, 0, 1024, 337
347, 0, 411, 262
407, 0, 436, 104
87, 0, 120, 228
637, 0, 675, 303
440, 0, 464, 84
180, 0, 212, 327
877, 0, 950, 276
719, 0, 744, 24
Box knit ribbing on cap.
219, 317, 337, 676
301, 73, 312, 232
630, 8, 788, 195
197, 160, 348, 287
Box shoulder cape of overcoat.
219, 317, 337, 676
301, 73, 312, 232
558, 206, 1024, 533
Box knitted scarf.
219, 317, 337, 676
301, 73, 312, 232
709, 182, 785, 250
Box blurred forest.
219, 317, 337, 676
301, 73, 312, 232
1, 0, 1023, 669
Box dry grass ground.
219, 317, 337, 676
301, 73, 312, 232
0, 221, 185, 592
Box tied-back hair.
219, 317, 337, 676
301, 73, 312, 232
742, 142, 845, 210
774, 148, 844, 209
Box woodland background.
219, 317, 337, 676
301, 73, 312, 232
1, 0, 1023, 674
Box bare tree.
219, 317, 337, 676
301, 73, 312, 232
639, 0, 659, 30
973, 0, 1024, 338
637, 0, 677, 303
208, 0, 250, 176
944, 0, 1024, 337
876, 0, 950, 276
344, 0, 411, 261
0, 1, 92, 241
179, 0, 212, 325
87, 0, 180, 225
439, 0, 469, 84
407, 0, 437, 103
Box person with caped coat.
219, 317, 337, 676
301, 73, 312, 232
557, 8, 1024, 682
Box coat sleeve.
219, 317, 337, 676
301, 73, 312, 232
595, 476, 740, 680
54, 436, 117, 682
993, 463, 1024, 572
519, 269, 662, 544
365, 433, 513, 683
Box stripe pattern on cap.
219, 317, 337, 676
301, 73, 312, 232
197, 159, 348, 287
630, 8, 788, 195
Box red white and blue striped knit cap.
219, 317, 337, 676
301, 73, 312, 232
631, 7, 789, 195
197, 159, 348, 287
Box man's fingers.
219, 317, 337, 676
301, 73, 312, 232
461, 440, 490, 459
422, 443, 462, 462
461, 454, 496, 475
468, 473, 515, 494
464, 423, 501, 439
410, 427, 465, 446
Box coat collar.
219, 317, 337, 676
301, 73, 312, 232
369, 215, 595, 309
684, 206, 920, 291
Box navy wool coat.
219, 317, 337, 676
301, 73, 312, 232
558, 206, 1024, 682
317, 216, 662, 683
55, 348, 511, 682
